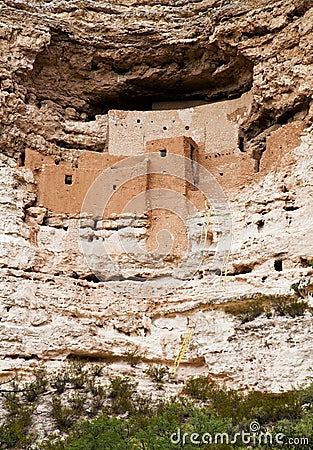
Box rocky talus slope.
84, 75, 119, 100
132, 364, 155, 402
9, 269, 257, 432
0, 0, 313, 392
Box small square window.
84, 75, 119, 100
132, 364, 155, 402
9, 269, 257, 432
65, 174, 72, 185
160, 149, 167, 157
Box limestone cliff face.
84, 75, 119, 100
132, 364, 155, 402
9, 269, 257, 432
0, 0, 313, 392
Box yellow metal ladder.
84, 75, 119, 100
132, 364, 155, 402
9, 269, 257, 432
169, 327, 193, 378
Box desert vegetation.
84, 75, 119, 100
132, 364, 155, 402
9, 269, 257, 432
0, 359, 312, 449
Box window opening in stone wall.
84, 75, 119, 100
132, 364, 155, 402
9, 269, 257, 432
239, 136, 245, 152
160, 149, 167, 157
113, 184, 117, 190
274, 259, 283, 271
65, 174, 73, 185
19, 150, 25, 167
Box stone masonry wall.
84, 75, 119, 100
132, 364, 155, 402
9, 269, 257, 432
108, 92, 252, 155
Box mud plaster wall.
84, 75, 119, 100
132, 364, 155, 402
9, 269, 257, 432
24, 137, 200, 217
25, 131, 266, 219
145, 136, 197, 198
24, 92, 255, 218
25, 138, 196, 217
260, 121, 306, 174
197, 149, 256, 190
145, 137, 200, 255
108, 92, 252, 155
24, 149, 123, 215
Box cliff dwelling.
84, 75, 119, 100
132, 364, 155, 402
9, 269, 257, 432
22, 93, 254, 260
24, 91, 306, 265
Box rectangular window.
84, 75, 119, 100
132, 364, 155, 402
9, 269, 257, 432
160, 149, 167, 157
65, 174, 73, 185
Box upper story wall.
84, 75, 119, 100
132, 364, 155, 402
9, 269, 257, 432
108, 92, 252, 156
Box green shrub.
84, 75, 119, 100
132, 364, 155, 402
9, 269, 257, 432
184, 377, 302, 425
51, 396, 75, 430
223, 295, 312, 324
271, 416, 313, 449
223, 299, 265, 323
184, 375, 211, 401
287, 299, 309, 317
2, 385, 23, 417
205, 383, 243, 419
0, 404, 35, 449
88, 387, 106, 418
131, 394, 153, 417
1, 363, 313, 450
35, 434, 67, 450
125, 348, 142, 367
272, 297, 309, 317
50, 369, 71, 394
89, 364, 103, 377
242, 389, 302, 424
23, 367, 49, 402
145, 365, 168, 383
108, 376, 138, 414
34, 378, 313, 450
68, 393, 87, 417
67, 360, 90, 389
300, 381, 313, 408
66, 416, 130, 450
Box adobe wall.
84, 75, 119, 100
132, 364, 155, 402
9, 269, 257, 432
260, 121, 306, 174
108, 91, 252, 156
25, 131, 257, 218
197, 148, 256, 190
24, 148, 124, 215
145, 135, 197, 156
145, 136, 197, 197
25, 125, 298, 260
145, 135, 256, 193
146, 210, 189, 256
24, 90, 255, 218
104, 175, 148, 218
145, 137, 199, 256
